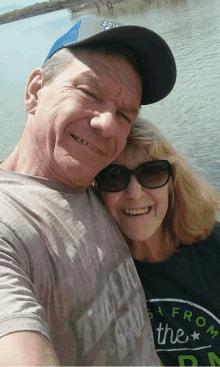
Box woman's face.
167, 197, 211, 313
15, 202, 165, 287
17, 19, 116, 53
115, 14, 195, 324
100, 151, 170, 243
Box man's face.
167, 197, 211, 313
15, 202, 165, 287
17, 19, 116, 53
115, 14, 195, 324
29, 51, 142, 186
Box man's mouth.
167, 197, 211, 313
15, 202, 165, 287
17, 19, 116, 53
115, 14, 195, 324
70, 134, 101, 153
121, 207, 152, 216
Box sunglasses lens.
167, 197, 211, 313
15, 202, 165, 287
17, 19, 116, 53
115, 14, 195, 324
96, 165, 129, 192
139, 161, 170, 188
96, 161, 171, 192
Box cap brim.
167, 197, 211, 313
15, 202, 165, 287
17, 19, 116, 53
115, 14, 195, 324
62, 25, 176, 105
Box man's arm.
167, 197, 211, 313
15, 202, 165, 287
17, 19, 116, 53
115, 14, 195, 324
0, 331, 59, 366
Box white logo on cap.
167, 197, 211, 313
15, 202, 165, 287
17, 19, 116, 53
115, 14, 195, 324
100, 21, 119, 30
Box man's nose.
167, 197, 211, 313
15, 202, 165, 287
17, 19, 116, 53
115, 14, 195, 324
124, 175, 147, 199
90, 109, 118, 137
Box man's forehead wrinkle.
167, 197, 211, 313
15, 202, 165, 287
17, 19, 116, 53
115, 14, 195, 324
69, 58, 141, 111
113, 83, 137, 113
110, 71, 142, 110
116, 85, 141, 114
121, 104, 141, 114
74, 72, 101, 86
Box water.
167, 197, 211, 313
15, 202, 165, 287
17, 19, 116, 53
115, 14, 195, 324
0, 0, 219, 200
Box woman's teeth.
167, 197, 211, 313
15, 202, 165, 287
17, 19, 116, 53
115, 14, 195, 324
122, 207, 151, 216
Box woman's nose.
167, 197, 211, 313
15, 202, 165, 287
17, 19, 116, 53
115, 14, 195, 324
124, 174, 146, 199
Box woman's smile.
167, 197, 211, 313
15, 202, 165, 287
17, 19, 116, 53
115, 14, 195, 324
121, 206, 152, 216
99, 151, 169, 245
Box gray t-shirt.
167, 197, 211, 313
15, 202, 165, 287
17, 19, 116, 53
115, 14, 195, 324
0, 168, 159, 366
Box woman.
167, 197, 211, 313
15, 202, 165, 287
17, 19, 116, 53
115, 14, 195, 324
95, 118, 220, 367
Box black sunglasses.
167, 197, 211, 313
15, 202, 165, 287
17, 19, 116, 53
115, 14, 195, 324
95, 160, 172, 193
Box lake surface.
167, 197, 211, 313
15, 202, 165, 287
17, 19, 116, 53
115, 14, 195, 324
0, 0, 219, 202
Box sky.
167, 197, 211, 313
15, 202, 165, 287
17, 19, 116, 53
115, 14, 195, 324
0, 0, 49, 14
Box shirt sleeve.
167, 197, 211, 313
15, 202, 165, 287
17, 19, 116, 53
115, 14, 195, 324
0, 221, 52, 344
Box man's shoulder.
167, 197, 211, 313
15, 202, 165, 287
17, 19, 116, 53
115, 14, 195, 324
0, 174, 116, 239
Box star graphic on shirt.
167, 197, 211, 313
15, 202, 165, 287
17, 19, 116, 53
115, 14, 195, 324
191, 331, 200, 340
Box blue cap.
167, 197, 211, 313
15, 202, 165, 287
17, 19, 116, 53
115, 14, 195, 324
44, 15, 176, 105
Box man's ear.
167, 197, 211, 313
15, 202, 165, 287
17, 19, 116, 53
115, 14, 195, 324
25, 68, 44, 114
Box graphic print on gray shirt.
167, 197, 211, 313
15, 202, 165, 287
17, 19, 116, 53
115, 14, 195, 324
0, 168, 159, 366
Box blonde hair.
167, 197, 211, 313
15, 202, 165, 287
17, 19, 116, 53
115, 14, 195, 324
125, 117, 220, 250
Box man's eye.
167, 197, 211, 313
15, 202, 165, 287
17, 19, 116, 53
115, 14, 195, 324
80, 88, 100, 100
117, 111, 131, 124
82, 89, 95, 97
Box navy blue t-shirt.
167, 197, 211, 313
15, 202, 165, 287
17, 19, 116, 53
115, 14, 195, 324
133, 221, 220, 366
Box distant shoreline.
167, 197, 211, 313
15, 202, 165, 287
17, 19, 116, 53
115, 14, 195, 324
0, 0, 185, 26
0, 0, 81, 25
0, 0, 156, 25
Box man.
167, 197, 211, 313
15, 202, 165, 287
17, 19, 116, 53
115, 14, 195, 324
0, 15, 176, 366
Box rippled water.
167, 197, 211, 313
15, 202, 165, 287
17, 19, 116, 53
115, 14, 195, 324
0, 0, 219, 200
115, 0, 220, 190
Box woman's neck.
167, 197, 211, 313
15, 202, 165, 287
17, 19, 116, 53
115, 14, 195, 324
122, 230, 175, 263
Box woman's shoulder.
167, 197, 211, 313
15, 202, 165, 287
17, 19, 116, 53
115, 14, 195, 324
210, 220, 220, 236
204, 220, 220, 247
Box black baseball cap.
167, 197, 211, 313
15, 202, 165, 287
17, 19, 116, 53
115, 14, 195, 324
44, 15, 177, 105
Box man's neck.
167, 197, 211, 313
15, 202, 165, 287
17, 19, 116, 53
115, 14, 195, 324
0, 143, 23, 172
0, 134, 39, 175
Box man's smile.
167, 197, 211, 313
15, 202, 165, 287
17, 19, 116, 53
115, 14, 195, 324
70, 133, 103, 154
